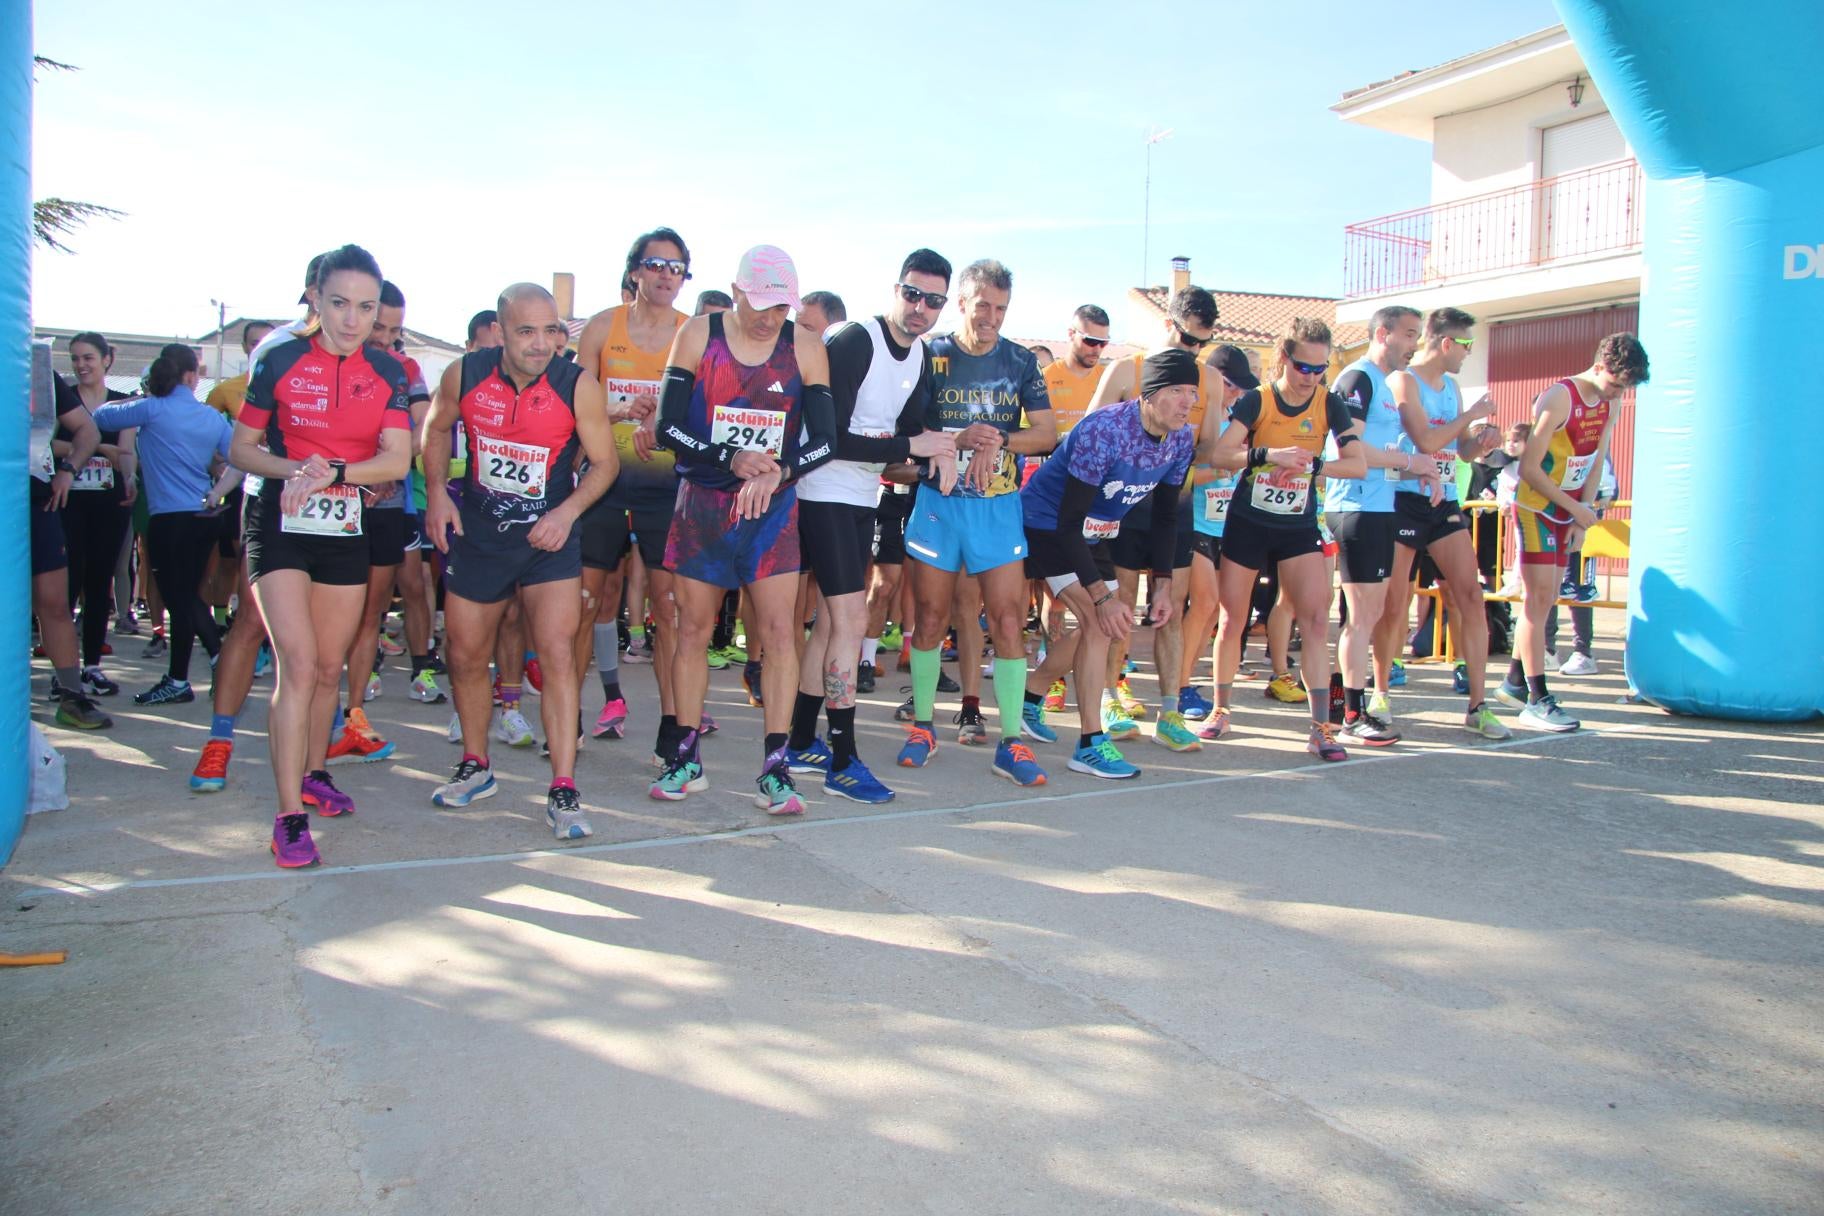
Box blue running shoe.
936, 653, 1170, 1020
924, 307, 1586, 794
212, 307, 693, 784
1177, 685, 1213, 721
1020, 701, 1057, 744
896, 725, 937, 768
787, 737, 832, 775
1451, 662, 1470, 695
1389, 660, 1407, 688
824, 757, 895, 804
1067, 733, 1140, 780
992, 738, 1047, 787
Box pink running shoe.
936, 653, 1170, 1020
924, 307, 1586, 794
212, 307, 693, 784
592, 697, 628, 740
300, 769, 356, 817
271, 813, 320, 868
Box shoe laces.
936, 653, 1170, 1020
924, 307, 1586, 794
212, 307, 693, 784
1092, 738, 1124, 762
904, 725, 935, 748
549, 785, 580, 812
278, 813, 308, 844
1005, 741, 1038, 765
1311, 722, 1339, 745
308, 769, 339, 791
954, 707, 983, 727
451, 757, 487, 783
658, 753, 698, 782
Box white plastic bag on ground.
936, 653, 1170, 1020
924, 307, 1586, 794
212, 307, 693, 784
28, 724, 68, 814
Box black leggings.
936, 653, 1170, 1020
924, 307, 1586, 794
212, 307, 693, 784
146, 513, 222, 682
62, 494, 133, 668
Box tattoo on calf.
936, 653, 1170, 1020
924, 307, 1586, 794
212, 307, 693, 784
823, 662, 855, 709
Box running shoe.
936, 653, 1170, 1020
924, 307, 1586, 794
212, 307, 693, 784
700, 712, 719, 736
1153, 710, 1202, 752
1575, 582, 1600, 604
624, 637, 652, 664
878, 624, 902, 651
649, 755, 707, 800
378, 633, 405, 657
715, 641, 748, 664
1558, 574, 1580, 600
592, 697, 628, 740
81, 667, 120, 697
448, 710, 465, 744
271, 812, 319, 869
1464, 703, 1512, 739
190, 738, 233, 792
301, 769, 355, 816
1264, 672, 1306, 704
1494, 679, 1528, 709
954, 706, 988, 746
1341, 712, 1400, 747
1452, 662, 1470, 695
1100, 693, 1140, 742
1043, 679, 1067, 714
1020, 700, 1057, 744
1122, 657, 1138, 676
54, 690, 112, 730
1558, 652, 1598, 676
742, 664, 764, 707
787, 737, 833, 775
1306, 722, 1348, 762
1389, 660, 1407, 688
754, 762, 806, 816
134, 675, 195, 706
706, 647, 729, 670
1177, 685, 1213, 721
432, 756, 497, 807
856, 661, 876, 694
1114, 678, 1149, 719
937, 669, 961, 694
525, 655, 544, 694
1068, 733, 1139, 780
1367, 690, 1394, 719
1195, 708, 1232, 741
115, 614, 141, 636
825, 757, 894, 804
893, 688, 916, 722
1517, 695, 1580, 732
496, 707, 536, 748
992, 738, 1047, 786
327, 708, 395, 764
100, 642, 113, 657
253, 644, 272, 678
410, 670, 448, 703
896, 725, 937, 768
142, 632, 168, 659
539, 713, 585, 759
546, 784, 592, 840
941, 639, 958, 662
364, 673, 381, 703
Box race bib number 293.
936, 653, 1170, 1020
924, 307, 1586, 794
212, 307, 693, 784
282, 484, 364, 536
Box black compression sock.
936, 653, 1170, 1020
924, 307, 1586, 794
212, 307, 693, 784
1526, 675, 1550, 704
788, 691, 822, 750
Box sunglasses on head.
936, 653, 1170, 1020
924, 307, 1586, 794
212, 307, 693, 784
1173, 321, 1212, 349
1073, 329, 1109, 348
639, 257, 691, 278
1288, 358, 1328, 376
896, 282, 948, 310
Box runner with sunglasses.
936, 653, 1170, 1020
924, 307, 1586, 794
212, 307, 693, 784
1208, 317, 1365, 759
231, 245, 413, 868
1500, 332, 1648, 731
784, 251, 958, 803
1370, 308, 1506, 738
650, 245, 839, 814
1042, 306, 1112, 436
898, 258, 1056, 787
572, 228, 691, 755
1074, 286, 1220, 753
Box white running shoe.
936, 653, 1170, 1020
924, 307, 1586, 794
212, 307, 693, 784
496, 707, 535, 748
1558, 652, 1599, 676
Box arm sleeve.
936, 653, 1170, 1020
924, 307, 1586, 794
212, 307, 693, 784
1147, 481, 1181, 577
1054, 474, 1109, 592
1332, 369, 1373, 424
1326, 391, 1359, 447
656, 365, 737, 470
897, 354, 934, 436
827, 326, 911, 464
788, 383, 838, 479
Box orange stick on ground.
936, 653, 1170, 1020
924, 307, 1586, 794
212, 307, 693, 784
0, 950, 68, 967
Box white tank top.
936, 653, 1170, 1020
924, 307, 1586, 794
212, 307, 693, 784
797, 318, 923, 507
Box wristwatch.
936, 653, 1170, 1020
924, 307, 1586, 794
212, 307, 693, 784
55, 458, 76, 475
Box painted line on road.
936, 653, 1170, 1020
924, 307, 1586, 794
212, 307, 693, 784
22, 722, 1649, 898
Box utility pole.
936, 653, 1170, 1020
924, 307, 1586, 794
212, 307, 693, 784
1142, 127, 1174, 289
208, 298, 229, 378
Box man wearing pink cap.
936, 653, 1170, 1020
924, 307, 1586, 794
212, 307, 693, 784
651, 245, 840, 815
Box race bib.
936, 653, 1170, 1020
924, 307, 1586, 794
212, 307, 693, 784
942, 426, 1010, 493
476, 433, 548, 498
1432, 453, 1456, 483
1562, 453, 1596, 490
605, 377, 660, 417
70, 457, 115, 491
282, 484, 363, 536
1250, 467, 1310, 515
1083, 516, 1120, 541
1202, 484, 1233, 524
712, 405, 786, 455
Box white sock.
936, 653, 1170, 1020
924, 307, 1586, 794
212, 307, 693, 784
861, 637, 880, 666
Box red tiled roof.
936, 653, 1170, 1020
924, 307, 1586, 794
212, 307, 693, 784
1129, 287, 1369, 350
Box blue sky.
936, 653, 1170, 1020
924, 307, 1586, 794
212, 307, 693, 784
32, 0, 1559, 351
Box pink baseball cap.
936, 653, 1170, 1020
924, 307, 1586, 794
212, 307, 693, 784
734, 245, 802, 312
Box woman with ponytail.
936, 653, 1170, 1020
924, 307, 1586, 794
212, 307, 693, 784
92, 343, 234, 707
230, 244, 412, 869
58, 332, 136, 696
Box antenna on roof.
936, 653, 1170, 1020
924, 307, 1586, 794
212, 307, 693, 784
1142, 127, 1174, 290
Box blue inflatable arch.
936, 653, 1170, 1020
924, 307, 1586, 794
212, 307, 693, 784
1555, 0, 1824, 721
1, 5, 31, 862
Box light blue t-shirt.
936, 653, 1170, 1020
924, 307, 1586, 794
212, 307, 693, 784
91, 387, 232, 517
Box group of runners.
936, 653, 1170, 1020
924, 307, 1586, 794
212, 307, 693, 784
31, 230, 1650, 869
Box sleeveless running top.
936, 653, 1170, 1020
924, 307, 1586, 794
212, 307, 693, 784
677, 313, 804, 492
598, 304, 685, 509
1228, 382, 1349, 532
1516, 377, 1610, 518
1324, 357, 1403, 514
1041, 359, 1100, 435
455, 347, 583, 528
1394, 370, 1463, 504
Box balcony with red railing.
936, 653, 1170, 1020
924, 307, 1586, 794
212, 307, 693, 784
1343, 158, 1644, 300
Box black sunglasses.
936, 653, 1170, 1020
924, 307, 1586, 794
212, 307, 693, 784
896, 282, 948, 310
639, 257, 692, 279
1288, 358, 1328, 375
1074, 330, 1109, 348
1173, 321, 1212, 349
